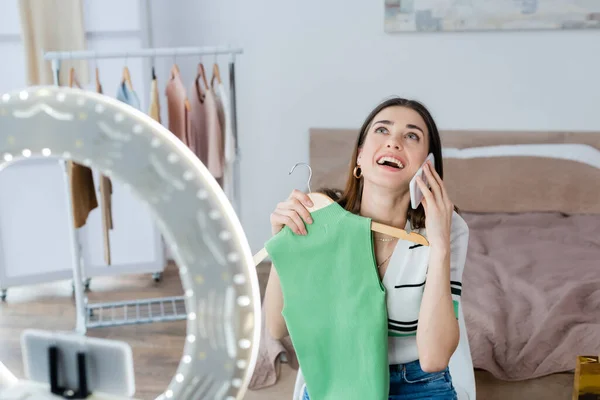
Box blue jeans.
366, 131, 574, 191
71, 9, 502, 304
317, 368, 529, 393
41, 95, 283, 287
301, 360, 457, 399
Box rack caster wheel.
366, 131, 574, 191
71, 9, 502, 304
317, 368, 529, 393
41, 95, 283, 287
1, 289, 7, 302
152, 272, 162, 282
71, 279, 91, 294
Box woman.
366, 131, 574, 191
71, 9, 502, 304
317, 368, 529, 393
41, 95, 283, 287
264, 97, 470, 399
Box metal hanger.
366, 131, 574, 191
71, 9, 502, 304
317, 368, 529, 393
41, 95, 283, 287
252, 162, 429, 266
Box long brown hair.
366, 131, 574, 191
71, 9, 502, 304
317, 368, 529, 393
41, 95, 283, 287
319, 97, 446, 230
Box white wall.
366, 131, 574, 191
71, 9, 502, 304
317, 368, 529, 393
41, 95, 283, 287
1, 0, 598, 261
0, 0, 148, 97
149, 0, 600, 252
150, 0, 600, 252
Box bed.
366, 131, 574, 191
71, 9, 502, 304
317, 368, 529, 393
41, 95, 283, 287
309, 128, 600, 400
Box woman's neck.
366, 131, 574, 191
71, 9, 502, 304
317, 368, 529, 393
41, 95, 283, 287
359, 182, 411, 229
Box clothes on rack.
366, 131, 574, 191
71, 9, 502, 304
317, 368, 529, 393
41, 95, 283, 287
58, 56, 236, 222
152, 60, 236, 193
96, 70, 113, 266
99, 176, 113, 265
117, 81, 141, 110
214, 80, 236, 198
42, 47, 241, 338
203, 86, 224, 185
149, 69, 161, 123
188, 65, 225, 185
66, 69, 98, 229
165, 66, 191, 146
189, 72, 207, 159
56, 60, 169, 269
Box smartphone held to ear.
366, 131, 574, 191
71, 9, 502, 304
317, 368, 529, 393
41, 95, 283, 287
409, 153, 435, 210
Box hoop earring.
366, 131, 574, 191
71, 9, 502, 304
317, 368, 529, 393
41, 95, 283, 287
353, 165, 362, 179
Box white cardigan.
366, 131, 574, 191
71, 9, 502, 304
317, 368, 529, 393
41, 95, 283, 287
385, 211, 469, 364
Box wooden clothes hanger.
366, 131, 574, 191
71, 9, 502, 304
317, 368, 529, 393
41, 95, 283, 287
210, 63, 222, 87
198, 63, 210, 90
192, 63, 208, 107
252, 163, 429, 266
170, 62, 181, 78
195, 62, 210, 101
68, 67, 82, 89
95, 67, 102, 93
121, 66, 133, 91
121, 55, 133, 91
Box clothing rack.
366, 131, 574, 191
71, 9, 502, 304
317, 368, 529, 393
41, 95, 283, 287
43, 46, 243, 334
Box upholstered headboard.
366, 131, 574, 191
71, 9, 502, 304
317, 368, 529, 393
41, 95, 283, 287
309, 129, 600, 214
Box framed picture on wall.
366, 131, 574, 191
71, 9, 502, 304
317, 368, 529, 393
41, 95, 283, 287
384, 0, 600, 33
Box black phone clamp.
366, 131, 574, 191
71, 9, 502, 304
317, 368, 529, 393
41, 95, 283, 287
48, 345, 90, 399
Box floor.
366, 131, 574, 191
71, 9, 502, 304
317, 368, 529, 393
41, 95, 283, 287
0, 264, 186, 399
0, 263, 575, 400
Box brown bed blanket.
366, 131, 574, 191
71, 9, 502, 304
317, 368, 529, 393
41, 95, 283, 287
461, 212, 600, 381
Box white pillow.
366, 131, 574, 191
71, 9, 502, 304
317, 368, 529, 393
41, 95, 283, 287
442, 143, 600, 170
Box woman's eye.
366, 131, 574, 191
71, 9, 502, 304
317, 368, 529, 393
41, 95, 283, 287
407, 132, 419, 140
375, 127, 388, 134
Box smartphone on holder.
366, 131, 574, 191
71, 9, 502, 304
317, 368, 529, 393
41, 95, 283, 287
21, 329, 136, 397
409, 153, 435, 210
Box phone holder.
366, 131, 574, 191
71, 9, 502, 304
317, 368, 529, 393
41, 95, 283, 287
49, 346, 90, 399
0, 86, 260, 400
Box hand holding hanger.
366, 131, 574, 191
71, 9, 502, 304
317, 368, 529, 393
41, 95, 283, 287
270, 188, 315, 236
252, 162, 429, 266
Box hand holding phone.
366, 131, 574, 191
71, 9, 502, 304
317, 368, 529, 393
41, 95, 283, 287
409, 153, 435, 210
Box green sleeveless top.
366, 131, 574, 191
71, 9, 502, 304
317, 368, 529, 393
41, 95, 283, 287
265, 202, 389, 399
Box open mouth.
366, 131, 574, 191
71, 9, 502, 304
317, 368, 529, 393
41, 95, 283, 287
376, 156, 405, 169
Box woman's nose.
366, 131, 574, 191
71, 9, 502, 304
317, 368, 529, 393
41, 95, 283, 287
386, 143, 401, 150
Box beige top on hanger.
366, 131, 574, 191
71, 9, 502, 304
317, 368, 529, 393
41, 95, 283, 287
166, 63, 192, 147
252, 163, 429, 266
171, 63, 191, 112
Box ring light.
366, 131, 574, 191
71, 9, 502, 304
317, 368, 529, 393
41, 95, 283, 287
0, 86, 261, 400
